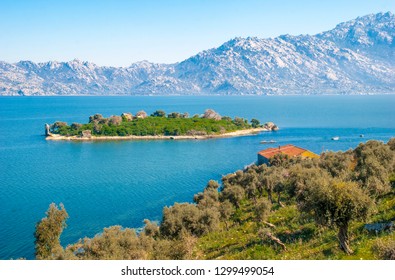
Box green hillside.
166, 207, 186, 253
34, 139, 395, 260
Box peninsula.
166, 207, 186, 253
45, 109, 278, 141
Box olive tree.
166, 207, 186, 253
143, 219, 159, 238
194, 180, 220, 209
219, 200, 235, 229
319, 151, 353, 179
68, 226, 150, 260
272, 167, 288, 206
259, 173, 275, 203
34, 203, 68, 259
297, 180, 373, 254
269, 154, 290, 168
221, 184, 245, 209
353, 141, 394, 196
387, 138, 395, 151
254, 198, 271, 224
160, 203, 219, 238
240, 170, 259, 202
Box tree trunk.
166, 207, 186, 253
267, 190, 273, 203
338, 223, 353, 254
266, 232, 287, 251
277, 192, 284, 207
263, 221, 276, 228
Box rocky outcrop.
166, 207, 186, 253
135, 110, 147, 119
81, 130, 92, 138
264, 122, 279, 131
45, 123, 52, 136
121, 113, 133, 121
364, 222, 394, 233
203, 109, 221, 121
108, 115, 123, 125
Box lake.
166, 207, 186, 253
0, 95, 394, 259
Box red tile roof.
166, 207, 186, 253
258, 144, 317, 159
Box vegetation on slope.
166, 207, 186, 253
49, 109, 267, 137
34, 139, 395, 260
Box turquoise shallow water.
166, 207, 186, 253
0, 95, 394, 259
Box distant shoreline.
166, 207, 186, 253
46, 127, 268, 141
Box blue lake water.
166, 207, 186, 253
0, 95, 394, 259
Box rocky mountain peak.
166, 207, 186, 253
1, 12, 394, 96
319, 12, 395, 47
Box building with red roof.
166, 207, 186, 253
257, 144, 319, 165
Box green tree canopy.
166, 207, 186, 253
353, 140, 394, 196
160, 203, 219, 238
297, 180, 374, 254
151, 110, 166, 117
251, 118, 261, 128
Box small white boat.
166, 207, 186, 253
260, 140, 276, 144
331, 136, 340, 141
360, 134, 364, 138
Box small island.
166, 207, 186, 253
45, 109, 278, 141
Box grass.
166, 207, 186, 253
196, 192, 395, 260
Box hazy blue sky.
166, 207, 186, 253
1, 0, 394, 66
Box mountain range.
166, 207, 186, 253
1, 12, 394, 96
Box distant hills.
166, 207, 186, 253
1, 12, 394, 96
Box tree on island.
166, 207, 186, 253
151, 110, 166, 117
251, 118, 260, 128
89, 113, 104, 123
168, 112, 182, 118
48, 109, 263, 138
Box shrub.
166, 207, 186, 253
221, 184, 245, 209
89, 114, 103, 123
108, 115, 123, 126
68, 226, 150, 260
254, 198, 272, 223
151, 110, 166, 117
35, 203, 68, 260
50, 121, 68, 133
168, 112, 181, 118
251, 118, 260, 128
70, 123, 82, 130
372, 239, 395, 260
160, 203, 219, 238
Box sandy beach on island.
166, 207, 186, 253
45, 127, 269, 141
